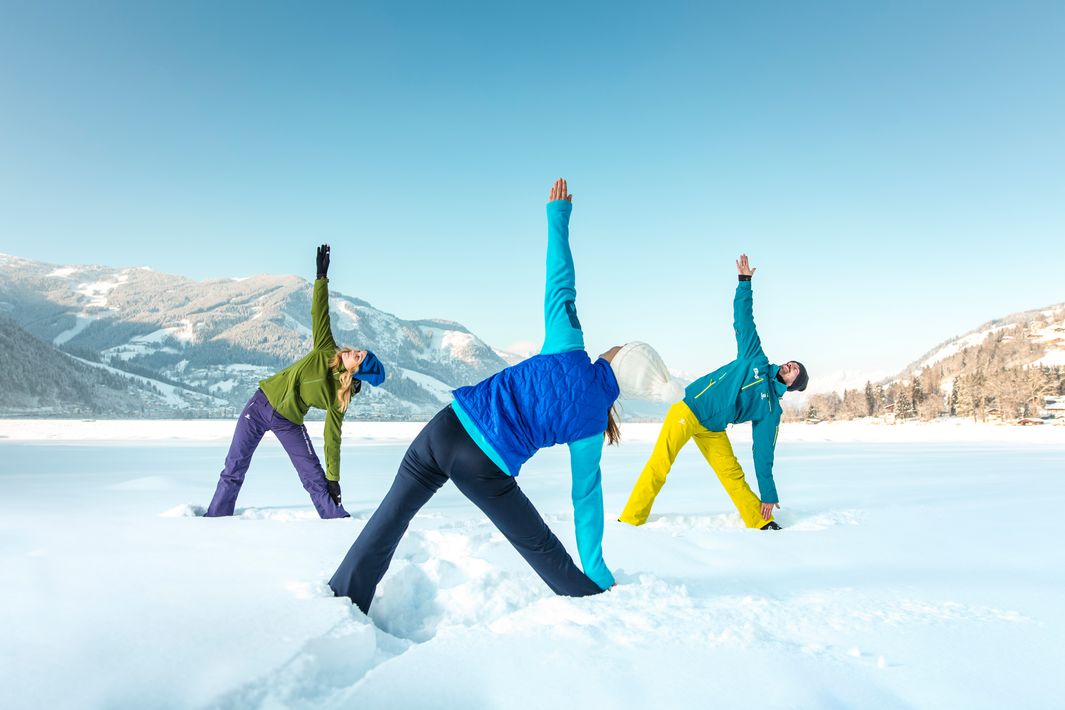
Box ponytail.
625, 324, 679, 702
329, 349, 356, 413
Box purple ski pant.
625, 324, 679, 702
205, 389, 349, 519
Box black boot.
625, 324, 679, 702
760, 520, 782, 530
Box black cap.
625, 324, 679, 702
788, 362, 809, 392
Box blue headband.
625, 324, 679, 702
356, 351, 386, 387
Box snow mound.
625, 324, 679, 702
787, 509, 864, 531
236, 507, 335, 522
159, 503, 206, 517
642, 512, 749, 532
369, 528, 542, 642
637, 508, 863, 533
160, 504, 348, 521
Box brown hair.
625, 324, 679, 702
328, 348, 357, 413
605, 404, 621, 446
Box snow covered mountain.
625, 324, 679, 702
900, 302, 1065, 384
806, 303, 1065, 402
0, 253, 508, 419
0, 315, 230, 417
783, 302, 1065, 422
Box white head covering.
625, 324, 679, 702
609, 341, 680, 402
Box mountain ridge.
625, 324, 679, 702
0, 253, 508, 419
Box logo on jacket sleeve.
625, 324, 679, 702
564, 300, 581, 329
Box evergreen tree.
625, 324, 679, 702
895, 384, 915, 420
911, 375, 925, 408
864, 381, 877, 417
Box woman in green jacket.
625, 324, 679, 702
205, 244, 386, 519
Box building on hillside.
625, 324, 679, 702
1042, 396, 1065, 418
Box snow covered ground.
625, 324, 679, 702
1, 420, 1063, 709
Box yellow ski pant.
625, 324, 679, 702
619, 401, 772, 529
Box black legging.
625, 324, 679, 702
329, 405, 603, 613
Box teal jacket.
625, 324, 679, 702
682, 279, 787, 503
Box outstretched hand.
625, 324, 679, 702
548, 178, 573, 203
316, 244, 331, 280
760, 501, 780, 521
736, 253, 756, 278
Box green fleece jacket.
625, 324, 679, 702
258, 277, 347, 481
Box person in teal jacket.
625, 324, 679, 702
330, 178, 673, 613
619, 254, 808, 530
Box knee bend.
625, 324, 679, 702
715, 462, 746, 482
525, 527, 560, 554
640, 462, 671, 485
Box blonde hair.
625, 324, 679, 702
329, 348, 357, 413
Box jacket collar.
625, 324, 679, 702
769, 364, 788, 398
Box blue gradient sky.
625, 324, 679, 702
1, 1, 1062, 379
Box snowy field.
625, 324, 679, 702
2, 419, 1063, 709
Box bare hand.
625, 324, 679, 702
760, 501, 780, 520
736, 254, 756, 278
548, 177, 573, 203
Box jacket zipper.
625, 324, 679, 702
740, 377, 764, 391
693, 371, 729, 399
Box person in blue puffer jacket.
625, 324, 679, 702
329, 178, 673, 613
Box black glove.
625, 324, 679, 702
316, 244, 331, 279
326, 479, 341, 506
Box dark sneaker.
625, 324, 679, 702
760, 521, 783, 530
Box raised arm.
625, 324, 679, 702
313, 244, 337, 351
568, 435, 615, 590
734, 253, 763, 360
541, 178, 585, 355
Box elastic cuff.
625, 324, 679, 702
593, 571, 616, 591
738, 275, 752, 282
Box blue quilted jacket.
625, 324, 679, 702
454, 350, 618, 476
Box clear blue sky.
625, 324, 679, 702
1, 1, 1062, 380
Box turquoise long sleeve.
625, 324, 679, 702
541, 200, 585, 355
568, 434, 614, 590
